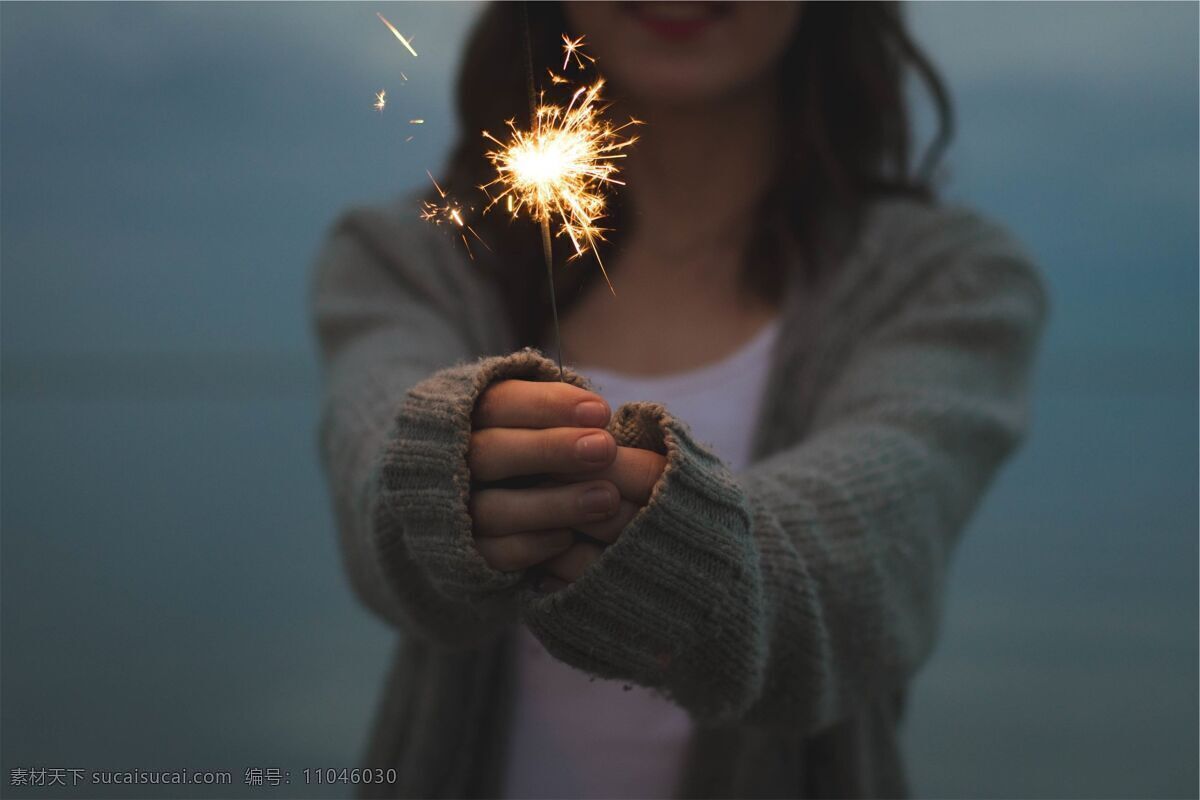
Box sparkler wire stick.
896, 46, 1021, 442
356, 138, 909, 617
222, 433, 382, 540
523, 2, 566, 383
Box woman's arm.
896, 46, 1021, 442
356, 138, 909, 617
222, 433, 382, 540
733, 241, 1048, 732
311, 206, 535, 648
313, 202, 653, 650
517, 219, 1050, 730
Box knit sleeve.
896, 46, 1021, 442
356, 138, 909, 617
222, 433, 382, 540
375, 350, 595, 631
520, 401, 766, 719
311, 204, 578, 648
518, 219, 1049, 730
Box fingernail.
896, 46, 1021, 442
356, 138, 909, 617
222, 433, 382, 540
579, 485, 616, 515
575, 431, 611, 463
575, 400, 610, 427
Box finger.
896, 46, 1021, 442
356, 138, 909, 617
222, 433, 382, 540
548, 446, 667, 505
468, 427, 616, 482
572, 499, 640, 544
474, 529, 574, 573
543, 540, 605, 584
473, 379, 611, 429
470, 481, 620, 537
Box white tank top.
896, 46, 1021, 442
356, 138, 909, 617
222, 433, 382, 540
502, 317, 782, 799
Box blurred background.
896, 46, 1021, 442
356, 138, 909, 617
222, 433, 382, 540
2, 2, 1196, 798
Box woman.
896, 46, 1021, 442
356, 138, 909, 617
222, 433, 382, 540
311, 2, 1048, 798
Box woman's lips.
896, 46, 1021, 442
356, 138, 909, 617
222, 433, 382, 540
623, 2, 731, 42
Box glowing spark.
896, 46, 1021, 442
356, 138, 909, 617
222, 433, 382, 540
400, 71, 408, 82
405, 135, 415, 142
373, 89, 386, 112
409, 119, 424, 124
482, 79, 639, 294
561, 34, 595, 70
547, 69, 569, 86
421, 170, 491, 260
376, 12, 418, 57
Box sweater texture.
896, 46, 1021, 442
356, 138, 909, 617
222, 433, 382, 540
310, 193, 1048, 799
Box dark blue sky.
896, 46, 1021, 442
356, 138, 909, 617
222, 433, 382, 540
2, 3, 1196, 798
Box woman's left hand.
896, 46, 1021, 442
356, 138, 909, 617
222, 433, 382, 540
537, 444, 667, 592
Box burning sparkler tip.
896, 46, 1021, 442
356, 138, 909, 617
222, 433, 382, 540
480, 74, 634, 287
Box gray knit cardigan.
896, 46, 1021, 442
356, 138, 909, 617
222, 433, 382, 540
310, 194, 1048, 799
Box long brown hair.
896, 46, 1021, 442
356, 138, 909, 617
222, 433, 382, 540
437, 2, 953, 348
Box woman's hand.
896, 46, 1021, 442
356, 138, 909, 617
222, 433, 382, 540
538, 442, 667, 591
467, 379, 666, 590
467, 379, 621, 573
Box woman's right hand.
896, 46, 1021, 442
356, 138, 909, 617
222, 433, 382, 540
467, 379, 627, 573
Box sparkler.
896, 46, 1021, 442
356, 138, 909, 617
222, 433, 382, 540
480, 23, 639, 379
370, 9, 637, 379
481, 79, 637, 295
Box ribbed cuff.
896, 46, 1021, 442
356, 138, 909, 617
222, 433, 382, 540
376, 348, 593, 611
519, 401, 768, 722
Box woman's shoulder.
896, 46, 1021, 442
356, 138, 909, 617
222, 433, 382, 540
310, 191, 514, 353
858, 195, 1036, 266
826, 195, 1049, 318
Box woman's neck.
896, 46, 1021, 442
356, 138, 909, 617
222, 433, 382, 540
621, 82, 780, 261
558, 83, 784, 374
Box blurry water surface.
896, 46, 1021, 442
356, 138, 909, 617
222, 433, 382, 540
2, 3, 1196, 798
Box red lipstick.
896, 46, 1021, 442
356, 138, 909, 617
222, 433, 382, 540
625, 2, 730, 43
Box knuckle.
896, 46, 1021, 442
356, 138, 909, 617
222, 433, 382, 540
543, 541, 580, 574
563, 541, 601, 580
538, 382, 564, 415
473, 392, 495, 422
528, 530, 570, 564
468, 489, 498, 534
466, 430, 490, 474
495, 539, 526, 572
475, 381, 510, 423
545, 529, 575, 552
519, 533, 541, 562
474, 538, 505, 571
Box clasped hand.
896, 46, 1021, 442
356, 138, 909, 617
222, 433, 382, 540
468, 379, 666, 593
